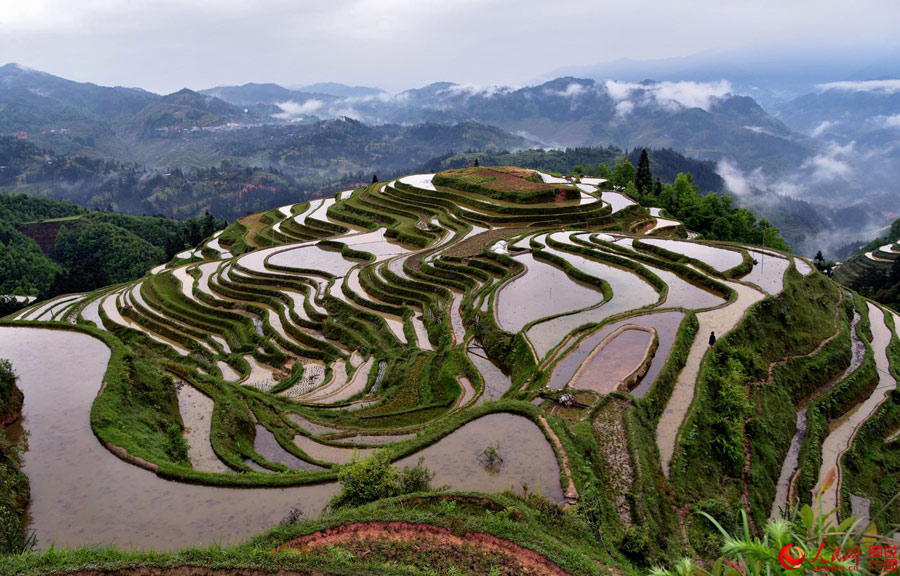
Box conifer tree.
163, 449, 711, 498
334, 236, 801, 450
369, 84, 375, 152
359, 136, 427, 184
636, 148, 653, 196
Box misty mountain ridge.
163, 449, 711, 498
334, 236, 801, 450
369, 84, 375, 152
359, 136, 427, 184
2, 63, 899, 257
204, 75, 809, 172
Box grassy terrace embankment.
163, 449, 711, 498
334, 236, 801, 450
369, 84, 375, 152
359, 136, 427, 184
6, 164, 892, 573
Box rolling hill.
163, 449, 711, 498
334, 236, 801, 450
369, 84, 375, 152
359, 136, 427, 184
4, 164, 897, 575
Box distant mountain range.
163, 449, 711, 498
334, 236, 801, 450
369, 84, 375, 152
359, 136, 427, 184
200, 76, 811, 173
2, 62, 899, 257
2, 63, 811, 173
544, 46, 900, 106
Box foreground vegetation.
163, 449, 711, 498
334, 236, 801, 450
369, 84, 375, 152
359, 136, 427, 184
4, 161, 898, 576
0, 360, 31, 556
2, 490, 617, 576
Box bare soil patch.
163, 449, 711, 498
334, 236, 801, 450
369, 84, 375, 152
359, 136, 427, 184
280, 521, 571, 576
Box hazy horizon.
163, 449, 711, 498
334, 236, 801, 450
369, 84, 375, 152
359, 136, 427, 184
1, 0, 898, 94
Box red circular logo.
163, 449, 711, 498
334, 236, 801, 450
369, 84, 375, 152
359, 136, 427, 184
779, 544, 806, 570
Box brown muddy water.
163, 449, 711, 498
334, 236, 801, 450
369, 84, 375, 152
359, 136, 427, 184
253, 425, 323, 471
0, 327, 337, 550
396, 413, 564, 502
770, 308, 865, 518
78, 296, 103, 328
456, 376, 476, 407
466, 341, 512, 402
20, 294, 83, 321
339, 229, 412, 262
265, 244, 357, 277
524, 247, 659, 359
330, 432, 417, 446
450, 292, 466, 343
412, 314, 433, 351
329, 277, 407, 344
568, 329, 654, 395
495, 253, 604, 335
601, 191, 636, 213
644, 262, 723, 310
742, 250, 791, 296
548, 311, 683, 396
322, 357, 374, 403
551, 232, 723, 311
641, 239, 744, 272
176, 383, 229, 474
815, 304, 898, 513
795, 258, 814, 276
216, 360, 241, 381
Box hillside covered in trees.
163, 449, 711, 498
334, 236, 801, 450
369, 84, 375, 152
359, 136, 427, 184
0, 194, 223, 303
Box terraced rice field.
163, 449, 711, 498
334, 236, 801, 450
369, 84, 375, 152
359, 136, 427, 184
814, 304, 898, 514
7, 165, 895, 548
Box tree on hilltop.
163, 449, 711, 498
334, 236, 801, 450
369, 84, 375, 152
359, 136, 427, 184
636, 149, 653, 196
611, 159, 635, 190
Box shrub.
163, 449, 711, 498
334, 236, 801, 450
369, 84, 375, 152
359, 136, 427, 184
621, 525, 652, 560
329, 451, 433, 509
0, 505, 36, 555
165, 424, 190, 463
653, 490, 900, 576
398, 457, 434, 494
0, 360, 22, 425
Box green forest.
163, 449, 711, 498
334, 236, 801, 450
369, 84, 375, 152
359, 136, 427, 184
0, 193, 224, 303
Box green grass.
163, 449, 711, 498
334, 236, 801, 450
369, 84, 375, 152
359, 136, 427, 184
838, 311, 900, 527
6, 164, 884, 572
2, 491, 624, 576
671, 269, 844, 540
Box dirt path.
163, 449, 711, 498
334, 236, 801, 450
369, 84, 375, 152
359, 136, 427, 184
281, 521, 571, 576
538, 416, 579, 504
655, 280, 766, 476
815, 304, 898, 516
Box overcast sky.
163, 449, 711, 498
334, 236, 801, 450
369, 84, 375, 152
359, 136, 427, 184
1, 0, 898, 94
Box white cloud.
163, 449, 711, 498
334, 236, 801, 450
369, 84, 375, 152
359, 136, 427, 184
2, 0, 899, 94
561, 83, 587, 97
817, 79, 900, 93
805, 155, 851, 180
545, 82, 590, 98
326, 106, 363, 120
882, 114, 900, 128
717, 159, 753, 197
604, 79, 732, 112
653, 80, 733, 111
717, 158, 807, 201
810, 120, 836, 137
604, 80, 637, 101
272, 99, 325, 120
801, 141, 855, 181
438, 83, 509, 99
743, 125, 780, 136
614, 100, 635, 118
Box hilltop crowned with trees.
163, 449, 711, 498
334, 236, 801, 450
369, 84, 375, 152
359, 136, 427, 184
587, 149, 788, 250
